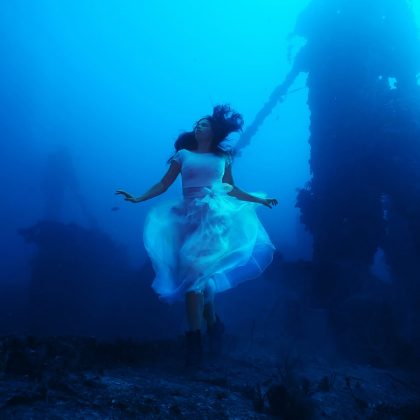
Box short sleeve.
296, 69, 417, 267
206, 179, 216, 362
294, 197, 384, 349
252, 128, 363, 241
169, 150, 183, 166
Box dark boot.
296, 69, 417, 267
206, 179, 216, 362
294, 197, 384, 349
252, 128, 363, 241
207, 314, 225, 357
185, 329, 202, 367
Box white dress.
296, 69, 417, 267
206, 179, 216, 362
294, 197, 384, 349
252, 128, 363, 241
143, 149, 276, 303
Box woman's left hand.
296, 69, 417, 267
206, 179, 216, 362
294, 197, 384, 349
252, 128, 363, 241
260, 198, 278, 208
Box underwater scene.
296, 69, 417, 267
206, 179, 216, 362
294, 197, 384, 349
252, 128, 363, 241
1, 0, 420, 418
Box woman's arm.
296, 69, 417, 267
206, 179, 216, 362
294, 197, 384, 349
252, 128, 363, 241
116, 161, 181, 203
222, 163, 278, 208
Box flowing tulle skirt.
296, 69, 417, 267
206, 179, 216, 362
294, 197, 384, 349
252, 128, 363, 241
143, 182, 276, 303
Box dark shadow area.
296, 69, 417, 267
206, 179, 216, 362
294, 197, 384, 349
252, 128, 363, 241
0, 220, 419, 418
9, 220, 184, 340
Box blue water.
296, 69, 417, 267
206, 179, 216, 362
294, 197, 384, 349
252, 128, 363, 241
0, 0, 313, 281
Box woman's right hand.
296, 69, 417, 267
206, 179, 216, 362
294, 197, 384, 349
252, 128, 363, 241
115, 189, 140, 203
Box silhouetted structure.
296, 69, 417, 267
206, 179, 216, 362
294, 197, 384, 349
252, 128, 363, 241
19, 221, 128, 335
240, 0, 420, 354
41, 146, 97, 227
293, 0, 420, 304
18, 221, 182, 338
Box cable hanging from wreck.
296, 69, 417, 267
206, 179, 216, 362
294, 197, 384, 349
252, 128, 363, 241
235, 54, 306, 153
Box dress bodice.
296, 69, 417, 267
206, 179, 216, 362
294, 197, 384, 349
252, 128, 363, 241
170, 149, 231, 189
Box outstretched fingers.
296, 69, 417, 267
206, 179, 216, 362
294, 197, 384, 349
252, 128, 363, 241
264, 198, 279, 209
115, 190, 136, 202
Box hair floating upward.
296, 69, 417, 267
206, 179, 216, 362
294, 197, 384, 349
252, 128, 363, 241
208, 104, 244, 143
170, 104, 244, 163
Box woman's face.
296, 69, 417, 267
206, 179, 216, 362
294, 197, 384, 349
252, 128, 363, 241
194, 118, 213, 144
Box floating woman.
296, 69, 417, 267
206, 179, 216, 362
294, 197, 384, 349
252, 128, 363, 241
116, 105, 278, 367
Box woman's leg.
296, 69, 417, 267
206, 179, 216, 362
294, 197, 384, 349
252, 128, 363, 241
185, 291, 204, 331
202, 278, 224, 356
203, 277, 216, 328
185, 291, 204, 366
203, 302, 216, 329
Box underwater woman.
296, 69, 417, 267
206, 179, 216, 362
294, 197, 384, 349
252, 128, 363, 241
116, 104, 278, 367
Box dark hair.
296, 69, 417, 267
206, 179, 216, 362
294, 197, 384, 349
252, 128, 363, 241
167, 104, 243, 164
